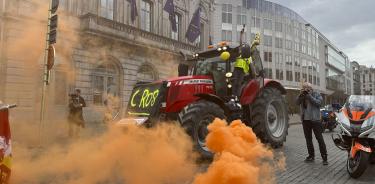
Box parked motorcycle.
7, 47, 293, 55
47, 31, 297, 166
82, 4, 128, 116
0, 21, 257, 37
321, 104, 340, 132
332, 95, 375, 178
0, 103, 16, 184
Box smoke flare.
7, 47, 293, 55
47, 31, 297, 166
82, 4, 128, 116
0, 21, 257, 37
193, 119, 281, 184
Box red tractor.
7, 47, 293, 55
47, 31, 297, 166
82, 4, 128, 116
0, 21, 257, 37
126, 37, 288, 159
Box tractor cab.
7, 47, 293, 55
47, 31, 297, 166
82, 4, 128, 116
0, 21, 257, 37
181, 41, 265, 98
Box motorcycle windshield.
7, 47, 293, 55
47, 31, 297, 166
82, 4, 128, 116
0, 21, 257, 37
345, 95, 375, 111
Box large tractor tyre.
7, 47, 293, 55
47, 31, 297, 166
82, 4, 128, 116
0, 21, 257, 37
347, 150, 370, 178
179, 100, 225, 160
250, 87, 289, 148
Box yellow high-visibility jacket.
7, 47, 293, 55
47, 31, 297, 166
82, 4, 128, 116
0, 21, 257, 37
234, 56, 252, 74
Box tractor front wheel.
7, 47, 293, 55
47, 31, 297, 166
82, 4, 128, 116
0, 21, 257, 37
179, 100, 225, 160
250, 87, 289, 148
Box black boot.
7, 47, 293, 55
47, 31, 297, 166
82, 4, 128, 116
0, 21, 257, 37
304, 156, 314, 163
322, 155, 328, 165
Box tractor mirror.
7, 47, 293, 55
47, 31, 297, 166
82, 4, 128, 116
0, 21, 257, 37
178, 64, 189, 76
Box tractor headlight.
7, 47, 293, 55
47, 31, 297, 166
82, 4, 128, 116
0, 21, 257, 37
225, 72, 233, 78
227, 84, 232, 88
217, 47, 222, 51
223, 46, 228, 50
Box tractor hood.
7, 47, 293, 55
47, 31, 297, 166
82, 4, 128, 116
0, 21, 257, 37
165, 75, 212, 83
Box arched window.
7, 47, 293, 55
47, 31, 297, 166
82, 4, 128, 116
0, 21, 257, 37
136, 63, 158, 82
92, 62, 120, 105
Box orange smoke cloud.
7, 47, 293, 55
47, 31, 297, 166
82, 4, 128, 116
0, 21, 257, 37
11, 119, 283, 184
11, 122, 198, 184
193, 119, 280, 184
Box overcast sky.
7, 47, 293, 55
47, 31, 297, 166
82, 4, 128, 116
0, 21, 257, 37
269, 0, 375, 67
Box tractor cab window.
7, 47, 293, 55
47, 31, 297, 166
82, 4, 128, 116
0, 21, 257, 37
194, 57, 228, 96
194, 57, 227, 76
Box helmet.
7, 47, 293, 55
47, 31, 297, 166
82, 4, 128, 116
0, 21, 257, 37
241, 44, 251, 58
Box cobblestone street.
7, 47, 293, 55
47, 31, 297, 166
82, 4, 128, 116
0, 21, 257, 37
276, 124, 375, 184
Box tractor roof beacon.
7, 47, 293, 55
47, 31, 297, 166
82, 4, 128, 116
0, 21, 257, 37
126, 32, 289, 159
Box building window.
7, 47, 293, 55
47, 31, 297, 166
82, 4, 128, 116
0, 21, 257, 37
286, 24, 292, 35
286, 71, 293, 81
275, 37, 283, 48
294, 27, 299, 37
317, 77, 320, 86
237, 6, 246, 25
303, 73, 307, 81
295, 72, 301, 82
294, 42, 299, 51
264, 51, 272, 62
264, 68, 273, 78
136, 63, 158, 82
140, 0, 152, 32
252, 17, 260, 27
301, 44, 306, 54
222, 4, 232, 24
100, 0, 114, 20
222, 30, 232, 42
275, 52, 283, 66
294, 56, 300, 67
93, 62, 120, 105
171, 13, 181, 40
285, 39, 292, 50
309, 75, 312, 83
263, 35, 272, 46
275, 22, 282, 32
313, 76, 317, 85
263, 19, 272, 30
193, 23, 204, 49
276, 69, 284, 80
285, 55, 292, 65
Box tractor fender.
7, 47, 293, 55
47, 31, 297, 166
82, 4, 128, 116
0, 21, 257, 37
264, 79, 287, 94
194, 93, 230, 117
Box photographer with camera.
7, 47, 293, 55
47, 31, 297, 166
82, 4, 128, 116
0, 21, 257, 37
68, 89, 86, 138
296, 82, 328, 165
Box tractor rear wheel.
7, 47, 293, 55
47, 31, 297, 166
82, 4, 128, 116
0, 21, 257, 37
250, 87, 289, 148
179, 100, 225, 160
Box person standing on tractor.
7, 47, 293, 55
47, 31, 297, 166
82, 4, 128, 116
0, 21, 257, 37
296, 82, 328, 165
232, 33, 260, 102
232, 44, 252, 100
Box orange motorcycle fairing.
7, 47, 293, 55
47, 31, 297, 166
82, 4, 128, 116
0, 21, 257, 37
351, 141, 372, 158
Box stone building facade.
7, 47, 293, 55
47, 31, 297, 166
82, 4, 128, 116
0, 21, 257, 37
0, 0, 214, 122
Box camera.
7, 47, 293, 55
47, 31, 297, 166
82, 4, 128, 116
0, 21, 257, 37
69, 94, 81, 108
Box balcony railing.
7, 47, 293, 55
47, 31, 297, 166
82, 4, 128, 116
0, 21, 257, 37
80, 13, 198, 52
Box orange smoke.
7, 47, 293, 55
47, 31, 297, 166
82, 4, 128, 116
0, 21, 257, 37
193, 119, 281, 184
11, 122, 198, 184
12, 119, 283, 184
